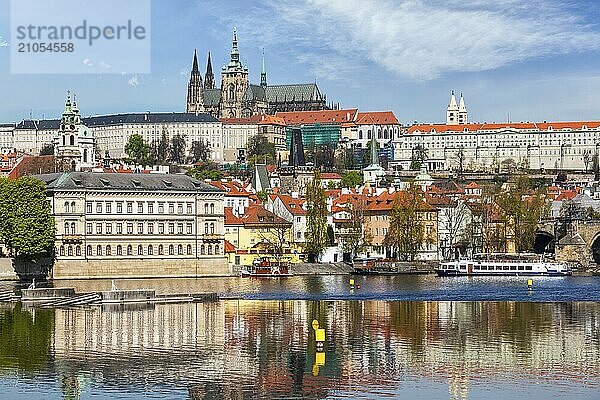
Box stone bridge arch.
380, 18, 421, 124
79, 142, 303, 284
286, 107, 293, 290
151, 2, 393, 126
555, 220, 600, 267
533, 221, 555, 254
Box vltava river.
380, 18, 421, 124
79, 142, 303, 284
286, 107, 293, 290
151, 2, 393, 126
0, 299, 599, 399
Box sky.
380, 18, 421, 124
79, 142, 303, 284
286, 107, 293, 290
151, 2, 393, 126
1, 0, 600, 124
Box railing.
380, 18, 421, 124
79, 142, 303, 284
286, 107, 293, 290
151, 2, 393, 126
62, 235, 83, 243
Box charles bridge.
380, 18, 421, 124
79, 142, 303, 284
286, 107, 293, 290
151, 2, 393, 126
537, 219, 600, 268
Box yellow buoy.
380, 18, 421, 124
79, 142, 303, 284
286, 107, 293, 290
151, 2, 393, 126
315, 352, 325, 366
316, 328, 325, 342
349, 278, 355, 286
527, 279, 533, 290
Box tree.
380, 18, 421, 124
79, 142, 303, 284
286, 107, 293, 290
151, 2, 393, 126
593, 153, 600, 180
0, 177, 55, 275
363, 140, 380, 166
189, 140, 210, 164
39, 143, 54, 156
258, 223, 291, 264
384, 188, 432, 261
340, 171, 362, 189
247, 135, 275, 161
410, 144, 428, 170
438, 200, 470, 260
583, 149, 592, 173
124, 134, 150, 164
340, 197, 373, 260
256, 190, 268, 203
305, 171, 329, 262
156, 129, 170, 164
170, 134, 187, 164
313, 145, 335, 170
186, 162, 224, 180
455, 147, 465, 177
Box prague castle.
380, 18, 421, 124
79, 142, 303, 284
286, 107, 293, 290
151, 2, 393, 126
186, 28, 332, 118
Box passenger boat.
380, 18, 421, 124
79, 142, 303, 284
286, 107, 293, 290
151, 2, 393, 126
436, 253, 572, 276
240, 257, 291, 277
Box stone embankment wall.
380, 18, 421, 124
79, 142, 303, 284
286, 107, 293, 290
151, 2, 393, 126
0, 258, 17, 281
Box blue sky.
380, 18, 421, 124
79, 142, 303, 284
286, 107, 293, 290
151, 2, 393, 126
1, 0, 600, 124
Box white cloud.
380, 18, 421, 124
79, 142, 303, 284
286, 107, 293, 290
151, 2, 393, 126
128, 75, 140, 87
82, 59, 93, 66
0, 36, 8, 47
99, 61, 112, 70
230, 0, 600, 80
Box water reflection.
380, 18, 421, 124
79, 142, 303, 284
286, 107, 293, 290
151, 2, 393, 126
0, 301, 599, 399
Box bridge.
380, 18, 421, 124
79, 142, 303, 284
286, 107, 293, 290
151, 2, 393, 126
536, 219, 600, 268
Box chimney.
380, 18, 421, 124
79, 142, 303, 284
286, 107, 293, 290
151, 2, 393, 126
291, 191, 299, 199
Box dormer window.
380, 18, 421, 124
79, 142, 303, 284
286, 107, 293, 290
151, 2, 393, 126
163, 180, 173, 188
131, 179, 141, 187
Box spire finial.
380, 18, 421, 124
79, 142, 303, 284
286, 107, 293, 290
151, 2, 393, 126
192, 49, 199, 73
260, 48, 267, 88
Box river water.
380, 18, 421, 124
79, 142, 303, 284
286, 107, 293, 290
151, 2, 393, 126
0, 275, 599, 399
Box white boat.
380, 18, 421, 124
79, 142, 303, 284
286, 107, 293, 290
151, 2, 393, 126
436, 253, 572, 277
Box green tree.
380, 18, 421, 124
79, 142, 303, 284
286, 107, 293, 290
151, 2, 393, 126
189, 140, 211, 164
410, 144, 428, 171
341, 171, 362, 188
124, 134, 150, 164
170, 134, 187, 164
0, 177, 55, 263
305, 171, 329, 262
39, 143, 54, 156
247, 134, 275, 162
256, 190, 268, 203
186, 162, 224, 181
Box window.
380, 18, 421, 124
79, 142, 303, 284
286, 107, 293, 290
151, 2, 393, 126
71, 201, 76, 212
116, 223, 123, 234
186, 244, 192, 255
127, 202, 133, 213
169, 203, 174, 214
148, 203, 154, 213
296, 217, 301, 223
158, 223, 165, 234
138, 223, 144, 234
178, 223, 183, 235
106, 223, 112, 234
117, 202, 123, 213
68, 246, 73, 256
178, 244, 183, 255
127, 245, 132, 255
127, 223, 133, 234
106, 203, 112, 213
137, 245, 143, 256
96, 203, 103, 213
187, 223, 193, 234
169, 223, 175, 235
210, 223, 215, 234
106, 245, 112, 256
148, 223, 154, 234
86, 245, 92, 256
177, 204, 183, 214
158, 244, 163, 255
200, 244, 205, 254
64, 201, 70, 213
204, 204, 209, 214
204, 223, 209, 234
186, 203, 192, 214
169, 245, 174, 255
208, 245, 213, 255
148, 245, 153, 255
96, 223, 102, 234
210, 204, 215, 214
138, 203, 144, 213
96, 245, 102, 256
86, 202, 92, 213
76, 246, 81, 256
64, 222, 69, 235
158, 203, 164, 213
117, 245, 122, 256
214, 244, 219, 254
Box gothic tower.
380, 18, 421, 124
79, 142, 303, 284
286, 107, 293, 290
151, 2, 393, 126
260, 48, 267, 89
446, 91, 459, 125
458, 93, 468, 124
219, 27, 249, 118
186, 49, 205, 114
204, 52, 215, 90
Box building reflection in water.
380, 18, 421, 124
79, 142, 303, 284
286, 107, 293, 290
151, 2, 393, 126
1, 300, 599, 399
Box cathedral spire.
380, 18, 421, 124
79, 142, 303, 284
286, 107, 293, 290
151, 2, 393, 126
260, 48, 267, 88
187, 49, 204, 114
447, 90, 459, 125
192, 49, 199, 73
458, 92, 468, 124
204, 51, 215, 89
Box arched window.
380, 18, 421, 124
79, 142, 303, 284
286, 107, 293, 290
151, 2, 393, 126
169, 245, 174, 255
67, 246, 73, 256
359, 131, 363, 140
71, 201, 76, 211
137, 245, 143, 256
76, 246, 81, 256
186, 244, 192, 255
367, 130, 371, 139
117, 245, 122, 256
214, 244, 219, 254
106, 245, 111, 256
210, 223, 215, 234
378, 129, 382, 139
177, 244, 183, 255
127, 245, 132, 255
148, 245, 153, 255
204, 204, 209, 214
64, 201, 70, 213
71, 222, 76, 235
384, 129, 388, 139
158, 244, 163, 255
208, 244, 213, 255
64, 222, 70, 235
200, 244, 205, 255
205, 223, 209, 234
70, 135, 75, 146
87, 245, 92, 256
83, 148, 88, 163
210, 203, 215, 214
96, 245, 102, 256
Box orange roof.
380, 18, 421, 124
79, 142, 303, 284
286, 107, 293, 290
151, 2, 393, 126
240, 204, 292, 226
356, 111, 399, 125
224, 207, 243, 225
219, 114, 262, 124
276, 109, 358, 125
464, 182, 481, 189
366, 191, 435, 212
209, 180, 253, 197
224, 240, 236, 253
258, 115, 286, 126
555, 191, 577, 201
408, 120, 600, 134
320, 173, 342, 180
8, 155, 55, 180
274, 194, 306, 215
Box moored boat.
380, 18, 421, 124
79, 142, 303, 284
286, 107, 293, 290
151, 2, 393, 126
436, 253, 572, 277
240, 257, 291, 277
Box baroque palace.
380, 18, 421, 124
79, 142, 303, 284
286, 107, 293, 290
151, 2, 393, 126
186, 28, 332, 118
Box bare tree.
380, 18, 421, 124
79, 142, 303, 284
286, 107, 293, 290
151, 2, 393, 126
340, 197, 373, 260
583, 149, 592, 173
438, 200, 470, 260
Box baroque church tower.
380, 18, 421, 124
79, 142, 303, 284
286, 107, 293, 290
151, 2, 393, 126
219, 28, 249, 118
186, 49, 205, 114
446, 91, 468, 125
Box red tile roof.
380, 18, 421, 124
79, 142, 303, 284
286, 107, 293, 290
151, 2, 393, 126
240, 205, 292, 227
224, 240, 236, 253
258, 115, 286, 126
320, 173, 342, 180
464, 182, 481, 189
408, 121, 600, 134
274, 194, 306, 215
8, 155, 56, 180
356, 111, 399, 125
224, 207, 243, 225
209, 180, 253, 197
219, 115, 263, 124
276, 109, 358, 125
